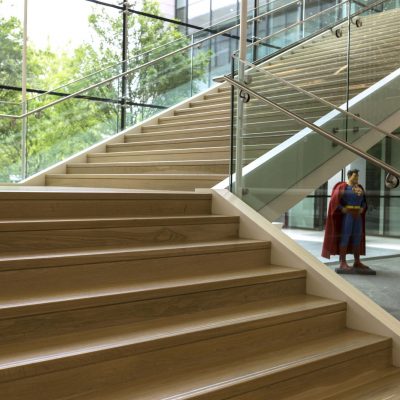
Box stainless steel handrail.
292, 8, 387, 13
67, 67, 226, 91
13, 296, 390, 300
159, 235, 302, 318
221, 74, 400, 179
0, 0, 300, 120
234, 55, 400, 143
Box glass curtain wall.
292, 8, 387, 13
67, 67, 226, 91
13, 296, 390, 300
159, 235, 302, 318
177, 0, 342, 62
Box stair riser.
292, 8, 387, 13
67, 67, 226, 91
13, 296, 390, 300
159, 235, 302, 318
67, 164, 229, 175
107, 137, 229, 152
87, 149, 230, 163
175, 104, 230, 115
189, 98, 230, 108
218, 348, 393, 400
0, 195, 211, 219
0, 311, 345, 394
167, 105, 323, 124
142, 119, 230, 132
141, 122, 230, 134
0, 274, 305, 347
125, 128, 229, 142
0, 221, 238, 256
46, 176, 224, 191
0, 246, 269, 308
161, 110, 230, 123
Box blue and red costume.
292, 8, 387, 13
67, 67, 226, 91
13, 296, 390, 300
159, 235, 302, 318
322, 181, 367, 260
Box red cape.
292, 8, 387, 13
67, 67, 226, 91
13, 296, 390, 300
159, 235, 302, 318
321, 182, 367, 259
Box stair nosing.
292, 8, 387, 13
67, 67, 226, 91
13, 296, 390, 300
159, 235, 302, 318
0, 215, 239, 233
0, 239, 271, 271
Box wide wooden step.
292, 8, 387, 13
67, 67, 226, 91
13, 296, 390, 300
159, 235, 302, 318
0, 261, 302, 320
174, 103, 230, 116
323, 370, 400, 400
87, 146, 230, 163
1, 329, 390, 400
0, 190, 212, 219
222, 348, 395, 400
108, 135, 229, 152
143, 117, 230, 131
45, 173, 227, 190
125, 127, 228, 142
164, 108, 230, 123
0, 294, 343, 383
67, 160, 229, 175
0, 215, 239, 255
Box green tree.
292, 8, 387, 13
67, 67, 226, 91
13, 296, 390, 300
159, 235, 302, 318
87, 0, 211, 123
0, 11, 23, 181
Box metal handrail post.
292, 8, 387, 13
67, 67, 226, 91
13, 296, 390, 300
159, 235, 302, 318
21, 0, 28, 179
235, 0, 248, 199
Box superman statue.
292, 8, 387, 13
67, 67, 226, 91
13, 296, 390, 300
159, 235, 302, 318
322, 169, 376, 275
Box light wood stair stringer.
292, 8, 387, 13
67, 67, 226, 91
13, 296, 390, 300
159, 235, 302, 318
208, 187, 400, 367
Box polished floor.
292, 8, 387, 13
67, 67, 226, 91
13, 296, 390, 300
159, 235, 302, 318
285, 228, 400, 320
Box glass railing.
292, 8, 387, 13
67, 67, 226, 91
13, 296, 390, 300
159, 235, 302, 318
223, 0, 400, 291
226, 67, 399, 211
227, 0, 400, 202
225, 73, 400, 318
231, 56, 400, 192
208, 0, 400, 318
348, 0, 400, 123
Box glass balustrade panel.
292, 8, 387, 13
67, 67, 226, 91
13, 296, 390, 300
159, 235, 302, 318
347, 0, 400, 133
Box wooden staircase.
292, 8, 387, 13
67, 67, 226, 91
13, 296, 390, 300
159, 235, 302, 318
43, 8, 400, 190
0, 189, 399, 399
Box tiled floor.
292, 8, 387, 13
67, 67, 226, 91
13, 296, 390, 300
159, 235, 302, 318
285, 228, 400, 320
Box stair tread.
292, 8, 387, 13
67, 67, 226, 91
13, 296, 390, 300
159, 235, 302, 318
115, 135, 230, 147
47, 173, 227, 179
144, 117, 230, 127
0, 265, 305, 318
0, 294, 345, 372
324, 370, 400, 400
64, 330, 391, 400
0, 187, 212, 197
68, 160, 229, 167
0, 239, 270, 268
0, 215, 238, 232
